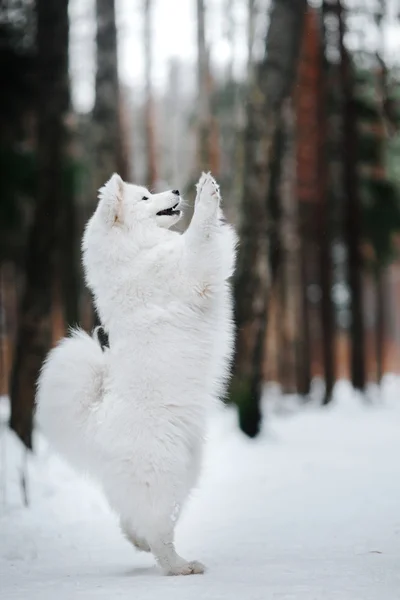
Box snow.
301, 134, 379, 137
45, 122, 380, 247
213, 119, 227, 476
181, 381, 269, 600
1, 379, 400, 600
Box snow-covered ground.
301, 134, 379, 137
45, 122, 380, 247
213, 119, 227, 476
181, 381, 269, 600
1, 379, 400, 600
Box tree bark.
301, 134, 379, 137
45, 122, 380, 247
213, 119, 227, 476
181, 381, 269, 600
93, 0, 125, 191
90, 0, 125, 328
278, 99, 299, 394
231, 0, 307, 437
60, 173, 79, 328
297, 219, 312, 397
10, 0, 69, 449
196, 0, 211, 172
247, 0, 256, 76
338, 0, 366, 392
375, 267, 384, 384
319, 6, 335, 405
144, 0, 157, 189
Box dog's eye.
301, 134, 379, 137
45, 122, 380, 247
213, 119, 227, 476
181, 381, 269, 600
142, 196, 149, 201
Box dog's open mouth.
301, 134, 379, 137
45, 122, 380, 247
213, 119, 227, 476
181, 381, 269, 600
156, 203, 180, 217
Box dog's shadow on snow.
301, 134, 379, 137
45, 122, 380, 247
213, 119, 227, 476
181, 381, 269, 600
109, 565, 161, 578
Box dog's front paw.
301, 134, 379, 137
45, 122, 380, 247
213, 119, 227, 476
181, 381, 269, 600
195, 172, 220, 206
165, 560, 206, 576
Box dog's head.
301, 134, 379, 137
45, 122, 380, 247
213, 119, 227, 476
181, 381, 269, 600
97, 173, 183, 231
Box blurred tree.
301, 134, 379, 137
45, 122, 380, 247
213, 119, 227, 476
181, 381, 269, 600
59, 141, 81, 329
92, 0, 127, 190
294, 5, 320, 399
356, 64, 400, 382
277, 99, 299, 395
231, 0, 307, 437
319, 1, 335, 404
338, 0, 366, 392
143, 0, 157, 189
247, 0, 256, 76
196, 0, 211, 172
89, 0, 127, 327
0, 4, 36, 265
10, 0, 70, 448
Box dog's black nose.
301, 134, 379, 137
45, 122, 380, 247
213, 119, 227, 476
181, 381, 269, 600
172, 189, 180, 196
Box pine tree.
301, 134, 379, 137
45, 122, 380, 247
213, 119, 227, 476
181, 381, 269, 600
10, 0, 70, 448
231, 0, 307, 437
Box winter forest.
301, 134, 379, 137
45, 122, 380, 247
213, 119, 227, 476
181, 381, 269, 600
1, 0, 400, 598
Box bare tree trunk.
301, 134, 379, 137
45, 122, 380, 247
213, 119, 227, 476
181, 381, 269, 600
144, 0, 157, 189
93, 0, 125, 190
319, 9, 335, 405
90, 0, 124, 328
196, 0, 211, 172
60, 178, 79, 328
10, 0, 69, 448
0, 263, 8, 396
297, 220, 312, 397
247, 0, 256, 76
231, 0, 307, 437
338, 0, 366, 392
279, 99, 299, 394
225, 0, 236, 83
375, 267, 385, 384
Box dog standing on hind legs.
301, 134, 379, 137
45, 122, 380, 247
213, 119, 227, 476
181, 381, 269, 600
36, 172, 237, 575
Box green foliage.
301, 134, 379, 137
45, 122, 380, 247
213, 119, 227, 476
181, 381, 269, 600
357, 129, 381, 165
211, 80, 246, 116
0, 145, 36, 228
361, 178, 400, 266
355, 65, 400, 269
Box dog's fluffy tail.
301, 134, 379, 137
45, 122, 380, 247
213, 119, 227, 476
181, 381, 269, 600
36, 328, 106, 471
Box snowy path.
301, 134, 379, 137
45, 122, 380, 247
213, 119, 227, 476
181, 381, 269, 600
1, 383, 400, 600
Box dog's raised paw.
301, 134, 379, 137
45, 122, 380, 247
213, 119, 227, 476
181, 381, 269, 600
196, 172, 220, 206
165, 560, 206, 576
195, 171, 210, 193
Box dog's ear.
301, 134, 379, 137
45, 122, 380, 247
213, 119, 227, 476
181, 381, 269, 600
98, 173, 125, 225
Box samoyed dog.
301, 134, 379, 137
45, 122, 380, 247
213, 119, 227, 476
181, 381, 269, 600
36, 172, 237, 575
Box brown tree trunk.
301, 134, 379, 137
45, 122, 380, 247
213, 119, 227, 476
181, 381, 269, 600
90, 0, 124, 329
318, 9, 335, 405
10, 0, 69, 449
231, 0, 307, 437
247, 0, 256, 75
60, 178, 79, 328
196, 0, 211, 172
93, 0, 124, 190
338, 0, 366, 392
375, 267, 385, 384
297, 222, 312, 397
144, 0, 157, 189
279, 99, 299, 394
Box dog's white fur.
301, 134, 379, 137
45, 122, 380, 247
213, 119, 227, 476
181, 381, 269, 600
36, 172, 237, 575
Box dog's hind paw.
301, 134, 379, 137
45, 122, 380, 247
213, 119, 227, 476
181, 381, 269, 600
165, 560, 206, 576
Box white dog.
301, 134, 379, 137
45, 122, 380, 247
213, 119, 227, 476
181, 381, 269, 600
36, 172, 237, 575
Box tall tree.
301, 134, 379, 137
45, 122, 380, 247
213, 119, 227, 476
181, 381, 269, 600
92, 0, 126, 192
278, 99, 300, 394
319, 1, 335, 404
247, 0, 256, 76
231, 0, 307, 437
10, 0, 70, 448
196, 0, 211, 172
90, 0, 126, 327
143, 0, 157, 189
338, 0, 366, 392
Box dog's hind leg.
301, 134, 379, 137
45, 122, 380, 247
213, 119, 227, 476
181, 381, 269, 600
145, 516, 205, 576
120, 518, 151, 553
